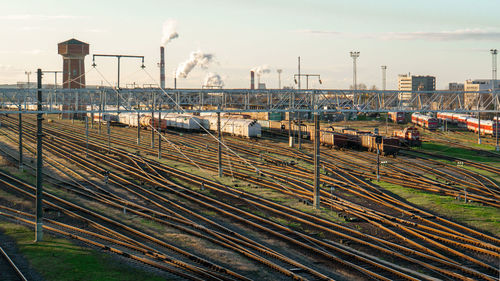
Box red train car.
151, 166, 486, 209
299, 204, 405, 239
388, 112, 405, 123
466, 118, 499, 136
411, 113, 438, 130
393, 127, 421, 146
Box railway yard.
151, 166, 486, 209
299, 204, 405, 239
0, 112, 498, 281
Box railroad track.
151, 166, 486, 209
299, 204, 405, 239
0, 115, 499, 280
0, 246, 27, 281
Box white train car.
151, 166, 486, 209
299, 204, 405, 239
201, 116, 261, 138
162, 114, 202, 130
118, 112, 142, 127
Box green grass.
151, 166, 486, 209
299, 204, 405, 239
417, 142, 500, 164
0, 222, 169, 281
377, 181, 500, 236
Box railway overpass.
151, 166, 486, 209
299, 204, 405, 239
0, 87, 499, 114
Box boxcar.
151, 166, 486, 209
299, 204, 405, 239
360, 135, 400, 156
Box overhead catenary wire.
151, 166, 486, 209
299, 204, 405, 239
140, 67, 312, 198
92, 66, 212, 177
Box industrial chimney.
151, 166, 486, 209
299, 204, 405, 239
250, 71, 255, 90
160, 46, 165, 89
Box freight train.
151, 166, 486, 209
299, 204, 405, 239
310, 128, 399, 156
260, 120, 400, 155
85, 110, 261, 138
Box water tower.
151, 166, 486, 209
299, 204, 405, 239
57, 38, 89, 88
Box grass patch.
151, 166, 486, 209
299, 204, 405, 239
417, 142, 500, 164
0, 222, 168, 281
377, 181, 500, 235
270, 217, 302, 230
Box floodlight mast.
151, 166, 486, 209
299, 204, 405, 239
350, 51, 360, 91
277, 69, 283, 89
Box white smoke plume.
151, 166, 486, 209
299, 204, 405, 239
204, 72, 224, 87
251, 64, 271, 76
161, 19, 179, 46
176, 50, 215, 79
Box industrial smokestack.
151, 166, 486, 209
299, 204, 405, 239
160, 46, 165, 89
250, 71, 255, 90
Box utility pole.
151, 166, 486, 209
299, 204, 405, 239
137, 111, 141, 145
85, 116, 89, 158
42, 70, 62, 113
92, 54, 145, 112
98, 91, 102, 135
294, 73, 322, 150
151, 92, 155, 149
107, 121, 111, 154
217, 108, 223, 177
377, 144, 380, 182
35, 69, 43, 242
382, 66, 388, 135
478, 98, 481, 145
297, 57, 301, 149
491, 49, 499, 151
313, 104, 320, 209
277, 69, 282, 89
158, 102, 162, 159
18, 105, 23, 171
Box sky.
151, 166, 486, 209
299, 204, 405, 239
0, 0, 499, 90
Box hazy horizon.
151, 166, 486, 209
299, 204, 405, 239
1, 0, 499, 90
